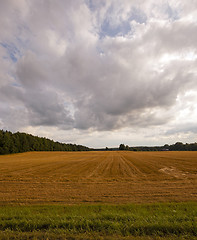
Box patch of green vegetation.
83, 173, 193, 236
0, 202, 196, 239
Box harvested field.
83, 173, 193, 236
0, 151, 197, 204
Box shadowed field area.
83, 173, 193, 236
0, 151, 197, 204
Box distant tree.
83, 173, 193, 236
170, 142, 184, 151
164, 144, 169, 148
119, 144, 126, 150
132, 148, 138, 151
2, 131, 12, 154
125, 145, 130, 150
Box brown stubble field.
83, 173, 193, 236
0, 151, 197, 205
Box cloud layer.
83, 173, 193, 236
0, 0, 197, 146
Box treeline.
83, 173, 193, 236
0, 130, 89, 155
119, 142, 197, 151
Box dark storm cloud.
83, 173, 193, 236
23, 90, 74, 128
0, 0, 197, 136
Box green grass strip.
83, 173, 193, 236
0, 202, 196, 238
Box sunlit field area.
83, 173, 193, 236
1, 151, 197, 204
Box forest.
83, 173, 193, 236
103, 142, 197, 151
119, 142, 197, 151
0, 130, 89, 155
1, 129, 197, 155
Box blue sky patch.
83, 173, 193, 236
100, 18, 131, 38
100, 7, 147, 38
165, 3, 179, 21
0, 42, 20, 62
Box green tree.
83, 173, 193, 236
119, 144, 126, 150
125, 145, 130, 150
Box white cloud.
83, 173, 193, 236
0, 0, 197, 147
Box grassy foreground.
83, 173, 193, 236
0, 202, 197, 240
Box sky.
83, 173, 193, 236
0, 0, 197, 148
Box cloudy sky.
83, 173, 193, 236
0, 0, 197, 148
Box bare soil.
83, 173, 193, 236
0, 151, 197, 204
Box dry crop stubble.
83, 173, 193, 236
0, 151, 197, 204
